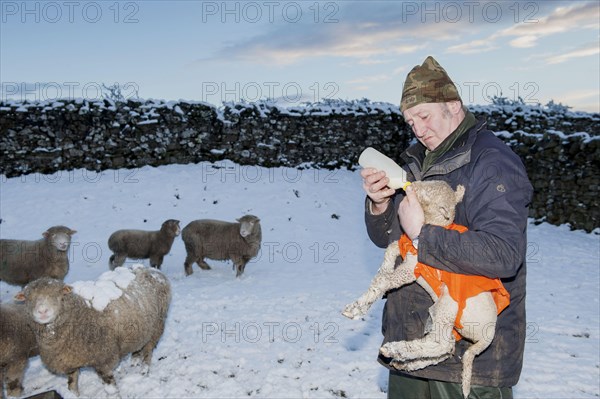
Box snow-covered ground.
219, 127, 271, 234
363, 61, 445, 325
0, 161, 598, 398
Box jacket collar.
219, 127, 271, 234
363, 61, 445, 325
401, 118, 488, 181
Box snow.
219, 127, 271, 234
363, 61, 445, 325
70, 266, 138, 311
0, 161, 598, 398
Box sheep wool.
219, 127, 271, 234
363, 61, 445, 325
0, 303, 39, 399
343, 180, 502, 398
16, 265, 171, 396
182, 214, 261, 277
0, 226, 77, 286
108, 219, 180, 270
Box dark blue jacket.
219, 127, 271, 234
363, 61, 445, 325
365, 118, 533, 387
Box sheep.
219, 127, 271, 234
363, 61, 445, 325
108, 219, 181, 270
0, 226, 77, 287
342, 180, 510, 398
14, 265, 172, 396
0, 303, 39, 399
182, 215, 261, 277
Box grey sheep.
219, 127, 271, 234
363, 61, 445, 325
0, 226, 77, 287
0, 303, 39, 399
182, 215, 262, 277
108, 219, 181, 270
15, 266, 171, 396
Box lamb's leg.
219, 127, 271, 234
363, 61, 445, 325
380, 285, 457, 362
390, 352, 452, 372
343, 244, 417, 319
67, 369, 80, 396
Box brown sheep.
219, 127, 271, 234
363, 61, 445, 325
108, 219, 180, 270
182, 215, 261, 277
0, 303, 39, 399
0, 226, 77, 286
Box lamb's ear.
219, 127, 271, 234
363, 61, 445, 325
455, 185, 465, 203
69, 229, 77, 235
14, 292, 26, 302
42, 231, 49, 239
62, 285, 73, 295
438, 205, 451, 221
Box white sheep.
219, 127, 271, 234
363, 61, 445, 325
0, 303, 39, 399
108, 219, 181, 270
15, 265, 172, 396
342, 180, 510, 398
0, 226, 77, 286
182, 215, 262, 277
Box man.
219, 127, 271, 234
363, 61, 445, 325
361, 56, 533, 398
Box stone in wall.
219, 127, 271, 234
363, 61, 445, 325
0, 99, 598, 232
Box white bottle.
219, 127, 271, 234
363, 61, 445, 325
358, 147, 410, 190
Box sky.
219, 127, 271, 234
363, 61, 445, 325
1, 0, 599, 112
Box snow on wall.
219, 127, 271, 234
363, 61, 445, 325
0, 99, 598, 231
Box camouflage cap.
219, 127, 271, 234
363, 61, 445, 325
400, 56, 461, 113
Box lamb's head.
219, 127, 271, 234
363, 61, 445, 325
237, 215, 261, 239
410, 181, 465, 227
15, 278, 72, 325
161, 219, 181, 237
43, 226, 77, 252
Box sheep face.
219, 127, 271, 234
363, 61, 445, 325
16, 278, 71, 325
43, 226, 77, 252
237, 215, 260, 238
411, 181, 465, 227
161, 219, 181, 237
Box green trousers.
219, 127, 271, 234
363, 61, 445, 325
388, 372, 513, 399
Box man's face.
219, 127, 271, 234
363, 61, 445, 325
402, 102, 457, 151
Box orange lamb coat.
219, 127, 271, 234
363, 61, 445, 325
398, 223, 510, 341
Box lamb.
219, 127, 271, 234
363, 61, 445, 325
0, 303, 39, 399
182, 215, 261, 277
15, 265, 171, 396
108, 219, 181, 270
342, 180, 510, 398
0, 226, 77, 286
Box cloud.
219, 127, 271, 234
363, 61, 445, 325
346, 74, 392, 85
509, 35, 538, 48
446, 39, 498, 54
545, 42, 600, 64
446, 1, 599, 54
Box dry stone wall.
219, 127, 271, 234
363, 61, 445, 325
1, 99, 598, 232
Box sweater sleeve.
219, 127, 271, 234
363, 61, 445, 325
418, 147, 533, 279
364, 194, 402, 248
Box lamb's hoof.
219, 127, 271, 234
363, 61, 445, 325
379, 342, 405, 360
341, 303, 365, 320
140, 363, 150, 376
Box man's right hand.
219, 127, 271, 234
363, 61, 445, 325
361, 168, 396, 215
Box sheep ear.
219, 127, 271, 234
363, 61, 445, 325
14, 292, 26, 302
43, 231, 49, 238
236, 218, 241, 222
438, 205, 451, 221
69, 229, 77, 235
62, 286, 72, 295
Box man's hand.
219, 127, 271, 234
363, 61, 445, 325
361, 168, 396, 215
399, 184, 424, 239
